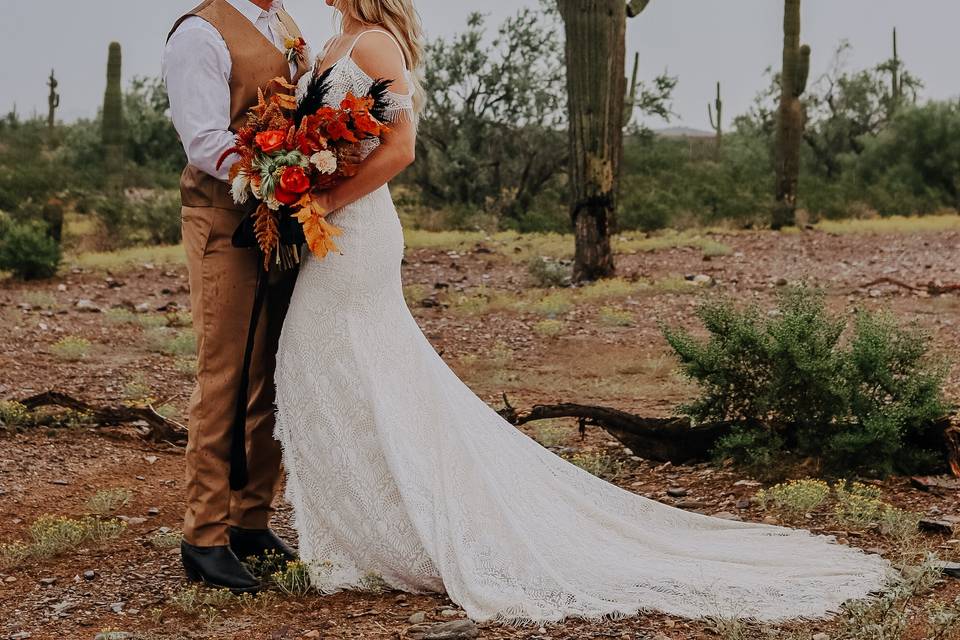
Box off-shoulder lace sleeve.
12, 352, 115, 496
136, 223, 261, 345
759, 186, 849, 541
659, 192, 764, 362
383, 89, 416, 125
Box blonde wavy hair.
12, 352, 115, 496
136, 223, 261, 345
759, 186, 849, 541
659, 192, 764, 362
334, 0, 425, 114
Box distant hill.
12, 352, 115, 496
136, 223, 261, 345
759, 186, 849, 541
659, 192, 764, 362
654, 126, 715, 139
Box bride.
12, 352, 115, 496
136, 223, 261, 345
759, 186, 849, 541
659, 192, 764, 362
275, 0, 893, 623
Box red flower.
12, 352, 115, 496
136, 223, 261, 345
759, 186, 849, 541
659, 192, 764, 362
279, 166, 311, 195
352, 112, 382, 137
326, 116, 358, 143
255, 130, 287, 153
274, 184, 300, 206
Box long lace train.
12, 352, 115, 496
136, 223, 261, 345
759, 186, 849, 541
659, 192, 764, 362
274, 43, 894, 624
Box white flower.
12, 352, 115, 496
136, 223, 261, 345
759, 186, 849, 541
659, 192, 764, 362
310, 150, 338, 175
231, 173, 250, 204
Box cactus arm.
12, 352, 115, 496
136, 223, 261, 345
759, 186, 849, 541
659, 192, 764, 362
624, 51, 639, 124
626, 0, 651, 18
795, 44, 810, 96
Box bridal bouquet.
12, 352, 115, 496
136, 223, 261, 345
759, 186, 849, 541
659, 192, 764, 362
217, 68, 394, 270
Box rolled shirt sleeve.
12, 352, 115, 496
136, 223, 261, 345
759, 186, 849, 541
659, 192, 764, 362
162, 20, 236, 183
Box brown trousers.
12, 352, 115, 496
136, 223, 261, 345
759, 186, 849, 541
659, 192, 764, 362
181, 205, 296, 547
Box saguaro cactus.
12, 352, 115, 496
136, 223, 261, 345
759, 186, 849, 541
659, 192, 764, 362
772, 0, 810, 230
708, 81, 723, 149
889, 28, 903, 112
47, 69, 60, 129
102, 42, 125, 191
558, 0, 650, 282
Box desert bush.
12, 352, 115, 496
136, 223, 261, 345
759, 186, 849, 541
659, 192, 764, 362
527, 255, 571, 288
566, 452, 622, 480
87, 488, 133, 515
664, 288, 948, 477
598, 306, 635, 327
0, 401, 30, 429
271, 560, 312, 596
0, 216, 62, 279
147, 328, 196, 356
754, 479, 830, 516
94, 189, 181, 248
532, 319, 565, 338
50, 336, 91, 361
0, 515, 126, 568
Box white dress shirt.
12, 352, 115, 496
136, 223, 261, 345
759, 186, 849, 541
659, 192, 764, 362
162, 0, 299, 182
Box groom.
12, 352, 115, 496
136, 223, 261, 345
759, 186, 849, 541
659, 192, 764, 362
163, 0, 309, 591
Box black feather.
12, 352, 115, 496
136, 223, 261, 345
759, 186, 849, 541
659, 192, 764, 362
294, 64, 335, 124
367, 77, 394, 123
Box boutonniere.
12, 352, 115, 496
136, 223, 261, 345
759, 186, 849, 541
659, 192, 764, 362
285, 37, 308, 67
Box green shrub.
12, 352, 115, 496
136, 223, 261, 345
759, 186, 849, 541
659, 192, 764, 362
0, 217, 61, 279
95, 189, 181, 248
664, 288, 948, 477
51, 336, 91, 361
755, 479, 831, 516
527, 256, 571, 288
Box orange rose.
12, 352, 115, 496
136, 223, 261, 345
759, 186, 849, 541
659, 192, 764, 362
279, 166, 311, 195
255, 130, 287, 153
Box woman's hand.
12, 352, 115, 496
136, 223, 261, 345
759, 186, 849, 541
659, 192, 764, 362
312, 190, 334, 217
339, 144, 365, 166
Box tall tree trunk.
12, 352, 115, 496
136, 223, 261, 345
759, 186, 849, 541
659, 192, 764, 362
772, 0, 810, 230
559, 0, 628, 282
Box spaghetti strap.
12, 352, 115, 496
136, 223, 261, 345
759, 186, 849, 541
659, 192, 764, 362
346, 29, 408, 69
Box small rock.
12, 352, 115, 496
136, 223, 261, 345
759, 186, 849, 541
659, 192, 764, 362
95, 633, 133, 640
302, 632, 321, 639
919, 519, 956, 535
144, 455, 159, 465
4, 576, 16, 583
440, 608, 458, 617
408, 620, 479, 640
934, 561, 960, 579
109, 602, 125, 613
57, 284, 67, 292
775, 278, 788, 287
408, 612, 427, 624
666, 487, 688, 498
120, 516, 147, 526
675, 499, 706, 510
812, 634, 830, 640
10, 632, 32, 640
134, 302, 152, 313
83, 570, 96, 581
736, 498, 752, 510
75, 299, 101, 312
692, 274, 714, 286
762, 516, 779, 525
51, 478, 69, 485
147, 507, 160, 517
733, 479, 761, 487
868, 288, 882, 298
39, 577, 57, 586
52, 600, 76, 615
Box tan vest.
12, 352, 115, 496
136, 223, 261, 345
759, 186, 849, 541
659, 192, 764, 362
168, 0, 308, 210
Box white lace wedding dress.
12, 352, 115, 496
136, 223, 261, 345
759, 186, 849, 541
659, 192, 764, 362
275, 33, 894, 624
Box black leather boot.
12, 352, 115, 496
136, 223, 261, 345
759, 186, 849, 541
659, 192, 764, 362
181, 541, 261, 593
229, 526, 297, 562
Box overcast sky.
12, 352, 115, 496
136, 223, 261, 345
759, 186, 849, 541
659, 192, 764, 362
2, 0, 959, 130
